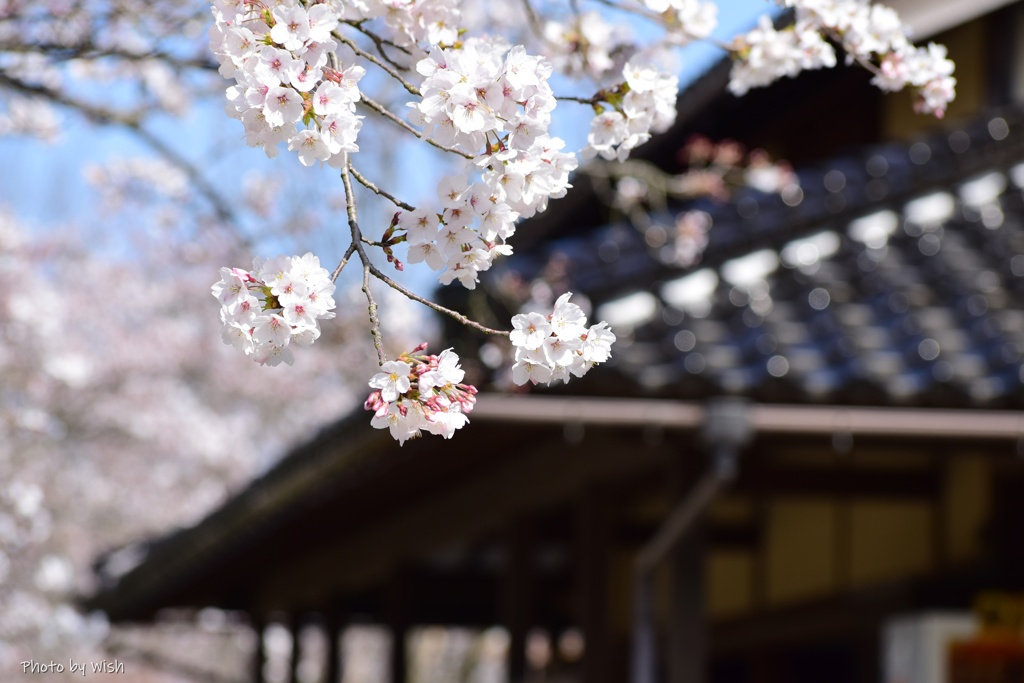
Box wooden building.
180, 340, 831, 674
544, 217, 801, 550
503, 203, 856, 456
86, 1, 1024, 681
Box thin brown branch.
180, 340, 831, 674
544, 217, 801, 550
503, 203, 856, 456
341, 20, 413, 72
588, 0, 671, 24
340, 157, 508, 338
349, 165, 416, 212
345, 21, 412, 55
367, 263, 511, 337
362, 265, 387, 365
556, 94, 601, 105
519, 0, 545, 38
358, 95, 475, 159
331, 242, 357, 282
0, 40, 219, 71
0, 71, 237, 225
333, 30, 420, 96
339, 155, 387, 364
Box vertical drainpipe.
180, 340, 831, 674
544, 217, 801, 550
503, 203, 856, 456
630, 398, 753, 683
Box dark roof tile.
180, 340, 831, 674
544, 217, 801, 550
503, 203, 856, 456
493, 106, 1024, 408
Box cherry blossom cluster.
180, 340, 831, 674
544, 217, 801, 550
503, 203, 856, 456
730, 0, 955, 117
543, 12, 628, 80
400, 39, 577, 288
411, 39, 559, 159
0, 206, 381, 673
677, 135, 798, 199
209, 0, 365, 165
874, 42, 956, 118
787, 0, 955, 116
212, 253, 336, 366
727, 15, 837, 95
640, 0, 718, 44
510, 293, 616, 386
364, 344, 477, 444
332, 0, 462, 48
585, 60, 680, 162
0, 96, 60, 141
541, 2, 712, 80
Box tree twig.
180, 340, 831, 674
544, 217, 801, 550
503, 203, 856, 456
341, 20, 413, 71
340, 157, 508, 339
331, 242, 357, 282
0, 71, 237, 225
362, 264, 387, 365
556, 94, 601, 105
333, 30, 420, 96
349, 164, 416, 212
357, 95, 475, 159
519, 0, 545, 38
0, 39, 219, 71
339, 154, 387, 364
368, 263, 510, 337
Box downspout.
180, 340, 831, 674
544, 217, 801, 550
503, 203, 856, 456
630, 398, 754, 683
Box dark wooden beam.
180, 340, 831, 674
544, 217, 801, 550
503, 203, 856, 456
250, 617, 266, 683
618, 520, 760, 550
256, 431, 670, 612
503, 519, 535, 682
992, 468, 1024, 585
287, 613, 301, 683
325, 608, 344, 683
407, 571, 500, 624
732, 466, 938, 499
576, 488, 611, 683
710, 584, 915, 656
387, 571, 408, 683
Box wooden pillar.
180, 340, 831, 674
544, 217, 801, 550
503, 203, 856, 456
251, 617, 267, 683
751, 649, 776, 683
751, 493, 769, 612
931, 452, 950, 573
668, 520, 706, 683
503, 519, 535, 683
387, 572, 408, 683
288, 613, 303, 683
576, 489, 610, 683
325, 608, 345, 683
993, 468, 1024, 581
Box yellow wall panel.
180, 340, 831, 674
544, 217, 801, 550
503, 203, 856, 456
849, 502, 932, 585
944, 456, 990, 563
707, 551, 754, 619
765, 499, 837, 606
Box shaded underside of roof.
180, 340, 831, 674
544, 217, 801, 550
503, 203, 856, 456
491, 105, 1024, 408
84, 394, 1024, 624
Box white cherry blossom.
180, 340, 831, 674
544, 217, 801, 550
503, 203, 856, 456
369, 360, 413, 402
365, 346, 476, 444
212, 253, 337, 367
510, 293, 616, 387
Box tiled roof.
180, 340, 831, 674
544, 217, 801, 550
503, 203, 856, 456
493, 107, 1024, 408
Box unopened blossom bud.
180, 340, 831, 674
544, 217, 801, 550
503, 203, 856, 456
365, 345, 474, 444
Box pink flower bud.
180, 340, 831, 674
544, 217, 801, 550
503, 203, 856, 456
364, 390, 383, 411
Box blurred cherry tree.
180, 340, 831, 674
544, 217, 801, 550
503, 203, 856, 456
0, 6, 415, 677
